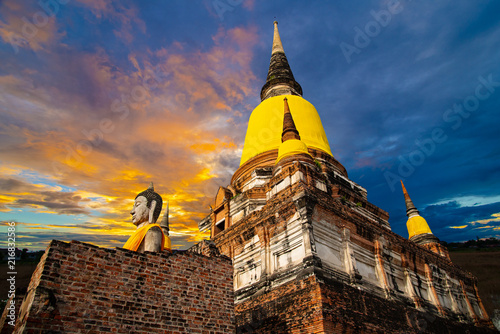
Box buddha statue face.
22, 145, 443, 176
130, 185, 163, 227
130, 195, 150, 226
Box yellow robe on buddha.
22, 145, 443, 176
123, 223, 171, 252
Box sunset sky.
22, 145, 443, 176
1, 0, 499, 251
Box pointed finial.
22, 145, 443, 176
272, 21, 285, 54
148, 182, 154, 191
261, 21, 303, 101
400, 180, 410, 201
400, 180, 419, 218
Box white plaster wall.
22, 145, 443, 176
456, 296, 470, 315
234, 235, 262, 290
352, 245, 379, 286
312, 219, 344, 270
247, 177, 268, 190
241, 171, 272, 192
232, 209, 244, 224
357, 260, 378, 284
332, 171, 368, 199
230, 197, 266, 225
291, 171, 304, 184
467, 292, 483, 318
420, 286, 429, 300
438, 292, 453, 310
383, 252, 406, 294
410, 274, 429, 300
269, 213, 305, 273
450, 278, 470, 315
237, 261, 262, 288
276, 176, 291, 193
268, 170, 304, 199
275, 242, 305, 270
315, 180, 327, 192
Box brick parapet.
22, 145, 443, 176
4, 240, 234, 334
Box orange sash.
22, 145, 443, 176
123, 224, 171, 251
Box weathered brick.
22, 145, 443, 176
0, 240, 234, 333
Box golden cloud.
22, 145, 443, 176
448, 225, 468, 229
468, 213, 500, 225
0, 23, 260, 250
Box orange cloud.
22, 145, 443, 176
0, 0, 65, 53
0, 24, 260, 250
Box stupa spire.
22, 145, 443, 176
260, 21, 303, 101
401, 180, 419, 218
276, 97, 311, 164
281, 97, 301, 142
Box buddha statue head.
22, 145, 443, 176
130, 183, 163, 227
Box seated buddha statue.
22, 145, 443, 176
123, 183, 171, 252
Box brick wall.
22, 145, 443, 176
2, 240, 234, 334
235, 275, 325, 333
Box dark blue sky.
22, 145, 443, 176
0, 0, 499, 249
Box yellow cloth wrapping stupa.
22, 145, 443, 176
123, 223, 171, 252
407, 215, 432, 239
240, 95, 332, 165
276, 139, 311, 163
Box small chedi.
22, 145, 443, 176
123, 182, 171, 252
198, 21, 498, 333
